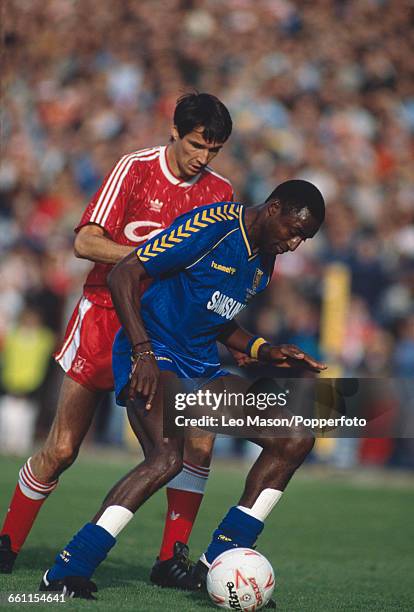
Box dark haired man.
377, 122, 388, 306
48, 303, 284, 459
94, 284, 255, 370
39, 180, 326, 599
0, 93, 233, 573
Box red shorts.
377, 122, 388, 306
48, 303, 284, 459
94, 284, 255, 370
54, 297, 120, 392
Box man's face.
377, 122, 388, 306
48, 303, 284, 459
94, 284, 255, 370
171, 126, 225, 178
262, 202, 321, 256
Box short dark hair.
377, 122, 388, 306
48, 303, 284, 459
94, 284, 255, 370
266, 180, 325, 225
174, 93, 232, 143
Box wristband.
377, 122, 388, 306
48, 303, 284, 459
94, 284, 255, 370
246, 336, 270, 360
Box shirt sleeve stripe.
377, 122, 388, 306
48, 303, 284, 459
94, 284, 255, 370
90, 148, 160, 226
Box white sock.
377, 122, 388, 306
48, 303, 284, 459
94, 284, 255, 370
238, 488, 283, 522
18, 457, 58, 500
96, 505, 134, 537
167, 461, 210, 494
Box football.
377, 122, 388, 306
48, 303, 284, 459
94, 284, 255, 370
206, 548, 275, 610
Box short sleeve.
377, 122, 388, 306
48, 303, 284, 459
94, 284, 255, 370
136, 203, 241, 278
224, 183, 234, 202
75, 154, 139, 238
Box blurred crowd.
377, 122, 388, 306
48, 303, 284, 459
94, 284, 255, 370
1, 0, 413, 464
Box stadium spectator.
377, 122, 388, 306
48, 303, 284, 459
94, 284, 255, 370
0, 307, 55, 453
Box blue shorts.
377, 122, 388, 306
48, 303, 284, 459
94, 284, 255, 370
112, 329, 228, 406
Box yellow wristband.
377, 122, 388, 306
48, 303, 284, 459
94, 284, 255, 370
250, 337, 269, 360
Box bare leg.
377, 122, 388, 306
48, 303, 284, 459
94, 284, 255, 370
214, 375, 314, 506
42, 373, 194, 591
30, 376, 100, 482
183, 434, 215, 466
170, 374, 313, 506
93, 371, 184, 519
0, 376, 100, 564
239, 435, 314, 506
155, 374, 216, 565
201, 376, 314, 568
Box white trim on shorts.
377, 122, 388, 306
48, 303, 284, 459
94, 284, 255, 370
55, 297, 93, 371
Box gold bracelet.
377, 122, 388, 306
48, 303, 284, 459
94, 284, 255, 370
131, 349, 155, 362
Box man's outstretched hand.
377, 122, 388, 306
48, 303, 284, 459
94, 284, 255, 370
261, 344, 327, 373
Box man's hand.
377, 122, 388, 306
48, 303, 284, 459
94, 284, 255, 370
260, 344, 327, 373
227, 346, 257, 367
129, 352, 160, 410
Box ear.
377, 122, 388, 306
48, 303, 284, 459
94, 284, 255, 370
170, 125, 179, 142
267, 199, 282, 217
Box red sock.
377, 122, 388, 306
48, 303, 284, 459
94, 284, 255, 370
159, 489, 203, 561
158, 461, 210, 561
1, 459, 58, 553
1, 486, 46, 553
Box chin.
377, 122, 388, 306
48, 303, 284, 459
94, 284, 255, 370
185, 168, 198, 177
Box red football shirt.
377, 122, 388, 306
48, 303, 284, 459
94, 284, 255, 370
76, 146, 233, 307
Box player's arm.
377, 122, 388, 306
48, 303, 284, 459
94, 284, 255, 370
74, 224, 133, 264
74, 153, 140, 264
218, 323, 327, 372
108, 252, 159, 409
110, 208, 240, 404
218, 324, 255, 367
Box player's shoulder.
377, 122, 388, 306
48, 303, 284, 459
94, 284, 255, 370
168, 202, 242, 240
117, 146, 161, 169
202, 165, 233, 190
199, 201, 241, 219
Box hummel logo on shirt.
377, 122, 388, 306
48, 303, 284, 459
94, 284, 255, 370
211, 260, 237, 275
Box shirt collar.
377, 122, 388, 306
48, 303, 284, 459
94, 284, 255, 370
159, 146, 201, 188
238, 205, 255, 257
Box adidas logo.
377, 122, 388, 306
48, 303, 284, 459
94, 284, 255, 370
170, 511, 180, 521
149, 198, 164, 212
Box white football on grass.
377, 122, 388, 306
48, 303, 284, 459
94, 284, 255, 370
206, 548, 275, 610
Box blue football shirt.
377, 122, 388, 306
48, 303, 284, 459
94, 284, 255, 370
113, 202, 275, 395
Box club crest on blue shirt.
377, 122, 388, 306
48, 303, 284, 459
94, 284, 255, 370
246, 268, 264, 300
59, 549, 71, 563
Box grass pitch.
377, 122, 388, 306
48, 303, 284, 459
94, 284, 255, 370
0, 453, 413, 611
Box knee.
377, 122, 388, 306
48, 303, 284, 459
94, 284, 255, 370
152, 444, 183, 483
167, 450, 184, 481
282, 435, 315, 467
185, 435, 214, 467
40, 437, 79, 475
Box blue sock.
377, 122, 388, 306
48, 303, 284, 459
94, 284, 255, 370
47, 523, 116, 581
205, 507, 264, 564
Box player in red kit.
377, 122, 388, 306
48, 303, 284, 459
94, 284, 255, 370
0, 93, 233, 580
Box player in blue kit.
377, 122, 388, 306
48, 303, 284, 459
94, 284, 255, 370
112, 200, 275, 400
39, 180, 326, 599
